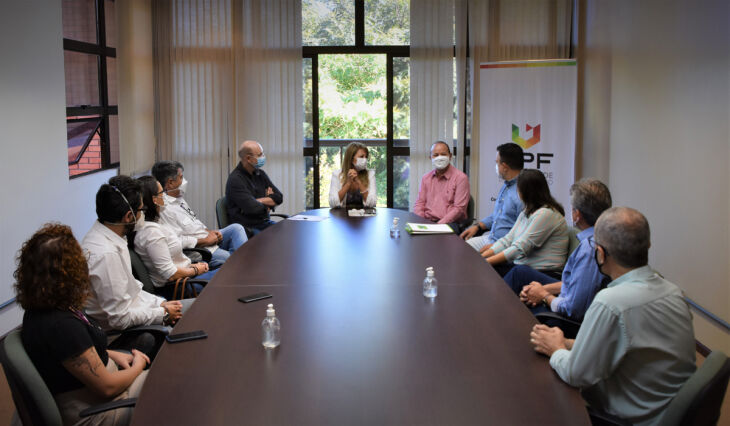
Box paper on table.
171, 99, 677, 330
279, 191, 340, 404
288, 215, 329, 222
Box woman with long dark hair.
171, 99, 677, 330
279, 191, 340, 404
480, 169, 569, 276
133, 176, 217, 299
16, 224, 149, 425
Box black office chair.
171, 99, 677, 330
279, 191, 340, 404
588, 350, 730, 426
216, 196, 289, 238
0, 329, 137, 426
128, 248, 207, 300
456, 195, 476, 234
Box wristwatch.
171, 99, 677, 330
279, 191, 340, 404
162, 310, 171, 326
542, 296, 550, 307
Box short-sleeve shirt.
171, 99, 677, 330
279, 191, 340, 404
22, 309, 109, 395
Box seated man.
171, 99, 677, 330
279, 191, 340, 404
226, 140, 283, 235
460, 143, 523, 250
413, 141, 470, 226
81, 175, 190, 356
504, 178, 612, 322
152, 160, 248, 269
530, 207, 696, 424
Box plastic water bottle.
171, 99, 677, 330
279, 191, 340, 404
390, 217, 400, 238
423, 267, 438, 298
261, 303, 280, 348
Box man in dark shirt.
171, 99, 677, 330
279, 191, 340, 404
225, 140, 283, 234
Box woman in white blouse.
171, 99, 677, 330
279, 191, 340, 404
329, 142, 377, 208
134, 176, 216, 299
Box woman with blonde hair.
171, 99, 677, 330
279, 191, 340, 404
328, 142, 377, 208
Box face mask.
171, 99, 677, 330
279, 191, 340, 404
255, 156, 266, 169
154, 196, 166, 214
354, 157, 367, 171
133, 211, 145, 232
176, 178, 188, 197
431, 155, 450, 170
593, 242, 610, 280
495, 163, 502, 179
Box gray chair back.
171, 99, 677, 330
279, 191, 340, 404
216, 196, 230, 229
660, 350, 730, 425
128, 248, 157, 295
0, 329, 63, 426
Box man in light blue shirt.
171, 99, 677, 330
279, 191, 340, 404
460, 143, 523, 250
504, 178, 612, 321
530, 207, 696, 425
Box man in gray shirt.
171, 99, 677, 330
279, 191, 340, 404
530, 207, 696, 425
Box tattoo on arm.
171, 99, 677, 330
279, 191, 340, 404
69, 353, 102, 378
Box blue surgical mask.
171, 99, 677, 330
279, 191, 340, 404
256, 156, 266, 169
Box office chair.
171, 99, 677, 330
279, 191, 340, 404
128, 248, 207, 300
0, 330, 137, 426
456, 195, 476, 234
587, 350, 730, 426
216, 196, 289, 238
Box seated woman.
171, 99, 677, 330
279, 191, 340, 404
17, 223, 149, 426
480, 169, 569, 277
328, 142, 377, 208
134, 176, 217, 299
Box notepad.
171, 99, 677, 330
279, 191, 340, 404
404, 223, 454, 234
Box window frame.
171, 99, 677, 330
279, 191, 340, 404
303, 0, 410, 209
63, 0, 119, 179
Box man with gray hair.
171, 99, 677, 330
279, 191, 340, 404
530, 207, 696, 424
225, 140, 283, 234
503, 178, 612, 322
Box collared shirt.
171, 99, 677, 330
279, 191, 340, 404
328, 169, 377, 208
413, 165, 470, 224
225, 162, 283, 228
81, 221, 166, 331
491, 207, 569, 271
134, 221, 191, 287
480, 177, 523, 243
159, 194, 218, 253
550, 266, 696, 425
550, 227, 605, 320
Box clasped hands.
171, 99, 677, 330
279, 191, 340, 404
161, 300, 183, 324
519, 281, 549, 307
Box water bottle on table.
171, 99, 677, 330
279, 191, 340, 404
423, 267, 438, 298
390, 217, 400, 238
261, 303, 281, 348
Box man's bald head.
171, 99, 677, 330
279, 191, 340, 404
238, 140, 263, 160
594, 207, 651, 268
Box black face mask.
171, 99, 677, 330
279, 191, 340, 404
593, 241, 611, 282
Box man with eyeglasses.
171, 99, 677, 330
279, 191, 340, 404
530, 207, 696, 424
152, 161, 248, 269
81, 175, 191, 357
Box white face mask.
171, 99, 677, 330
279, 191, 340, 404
354, 157, 367, 171
133, 211, 145, 232
176, 178, 188, 197
432, 155, 450, 170
495, 163, 502, 179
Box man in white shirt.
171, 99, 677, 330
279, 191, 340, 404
82, 175, 189, 355
152, 161, 248, 269
530, 207, 695, 425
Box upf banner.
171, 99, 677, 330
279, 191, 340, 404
478, 59, 577, 222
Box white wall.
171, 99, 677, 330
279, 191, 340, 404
0, 1, 118, 336
579, 0, 730, 352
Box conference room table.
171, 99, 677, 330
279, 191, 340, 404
131, 208, 589, 425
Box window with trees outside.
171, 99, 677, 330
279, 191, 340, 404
303, 0, 410, 209
62, 0, 119, 178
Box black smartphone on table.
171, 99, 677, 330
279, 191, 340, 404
238, 292, 273, 303
165, 330, 208, 343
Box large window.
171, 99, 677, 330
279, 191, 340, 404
303, 0, 410, 209
63, 0, 119, 178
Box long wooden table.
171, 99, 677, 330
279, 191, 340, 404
131, 208, 589, 425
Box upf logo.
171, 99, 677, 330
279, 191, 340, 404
511, 123, 541, 149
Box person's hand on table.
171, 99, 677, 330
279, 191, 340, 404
460, 224, 480, 240
530, 324, 568, 356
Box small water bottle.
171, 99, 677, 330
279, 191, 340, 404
390, 217, 400, 238
261, 303, 280, 349
423, 267, 438, 298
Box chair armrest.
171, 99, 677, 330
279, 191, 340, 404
586, 407, 632, 426
271, 213, 290, 219
79, 398, 137, 418
534, 312, 583, 339
183, 248, 212, 263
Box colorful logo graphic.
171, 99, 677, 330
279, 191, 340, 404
512, 123, 541, 149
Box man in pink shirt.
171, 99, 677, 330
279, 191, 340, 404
414, 141, 470, 225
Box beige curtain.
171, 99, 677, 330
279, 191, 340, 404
153, 0, 302, 227
463, 0, 573, 198
410, 0, 456, 208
